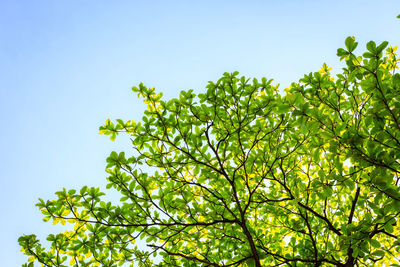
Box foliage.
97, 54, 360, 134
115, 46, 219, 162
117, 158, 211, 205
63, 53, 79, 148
19, 38, 400, 267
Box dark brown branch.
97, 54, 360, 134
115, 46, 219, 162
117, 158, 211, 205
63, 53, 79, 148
297, 202, 342, 236
347, 187, 360, 224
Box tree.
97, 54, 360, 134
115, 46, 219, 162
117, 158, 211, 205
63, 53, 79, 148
19, 38, 400, 267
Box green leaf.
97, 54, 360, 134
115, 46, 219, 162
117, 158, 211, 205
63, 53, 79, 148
366, 41, 377, 53
80, 186, 88, 194
372, 250, 385, 257
277, 104, 290, 114
369, 239, 380, 248
322, 186, 333, 198
345, 36, 358, 52
337, 48, 349, 58
245, 257, 256, 267
384, 223, 394, 233
376, 41, 388, 53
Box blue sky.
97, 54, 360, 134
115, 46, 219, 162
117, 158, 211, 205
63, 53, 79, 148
1, 1, 399, 265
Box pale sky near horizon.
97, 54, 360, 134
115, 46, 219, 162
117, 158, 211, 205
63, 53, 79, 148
1, 1, 399, 265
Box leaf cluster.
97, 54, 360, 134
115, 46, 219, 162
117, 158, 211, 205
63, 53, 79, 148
19, 38, 400, 267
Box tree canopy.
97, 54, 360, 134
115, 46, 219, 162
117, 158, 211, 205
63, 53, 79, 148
19, 37, 400, 267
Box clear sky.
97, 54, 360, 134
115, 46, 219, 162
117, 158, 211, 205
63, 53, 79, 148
1, 0, 399, 265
